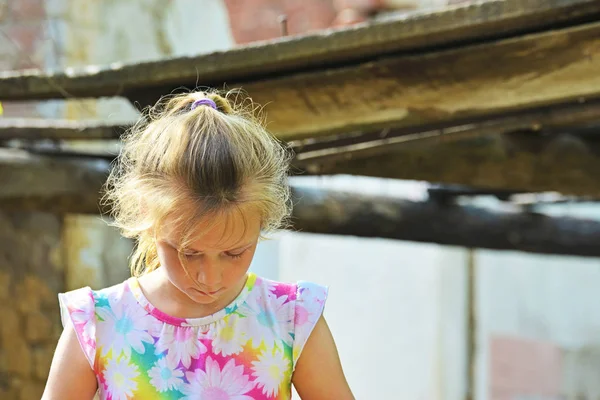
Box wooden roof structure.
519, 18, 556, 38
3, 0, 600, 257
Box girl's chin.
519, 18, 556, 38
186, 287, 224, 303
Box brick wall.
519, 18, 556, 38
223, 0, 426, 44
223, 0, 338, 43
0, 212, 64, 400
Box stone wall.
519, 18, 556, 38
0, 213, 132, 400
0, 1, 67, 399
0, 212, 64, 400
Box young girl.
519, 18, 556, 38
42, 91, 354, 400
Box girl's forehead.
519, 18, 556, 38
159, 206, 261, 249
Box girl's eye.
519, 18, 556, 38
226, 249, 247, 259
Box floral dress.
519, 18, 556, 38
58, 272, 327, 399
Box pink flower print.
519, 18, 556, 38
269, 282, 296, 301
154, 325, 207, 368
181, 357, 254, 400
69, 292, 96, 349
297, 286, 327, 325
294, 305, 310, 327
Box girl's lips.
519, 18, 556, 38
191, 287, 222, 296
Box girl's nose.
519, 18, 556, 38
195, 259, 222, 289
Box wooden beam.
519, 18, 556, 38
0, 119, 127, 140
3, 97, 600, 145
0, 149, 110, 214
13, 131, 600, 198
241, 21, 600, 140
305, 132, 600, 197
90, 20, 600, 142
291, 186, 600, 257
2, 148, 600, 257
291, 100, 600, 163
2, 0, 600, 102
2, 118, 600, 197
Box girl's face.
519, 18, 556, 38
155, 207, 261, 308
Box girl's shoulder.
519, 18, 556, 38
58, 278, 133, 313
250, 274, 329, 311
249, 274, 329, 362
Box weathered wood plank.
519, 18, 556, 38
244, 21, 600, 140
2, 148, 600, 257
4, 89, 600, 149
1, 0, 600, 102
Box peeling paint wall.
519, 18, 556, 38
59, 0, 235, 123
63, 215, 132, 291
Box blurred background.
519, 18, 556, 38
2, 0, 600, 399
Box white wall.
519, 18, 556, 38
476, 250, 600, 400
280, 233, 468, 400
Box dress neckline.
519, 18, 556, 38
128, 272, 257, 326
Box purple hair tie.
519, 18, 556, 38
190, 98, 218, 111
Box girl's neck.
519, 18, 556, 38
137, 269, 247, 319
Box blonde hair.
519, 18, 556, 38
102, 89, 292, 277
